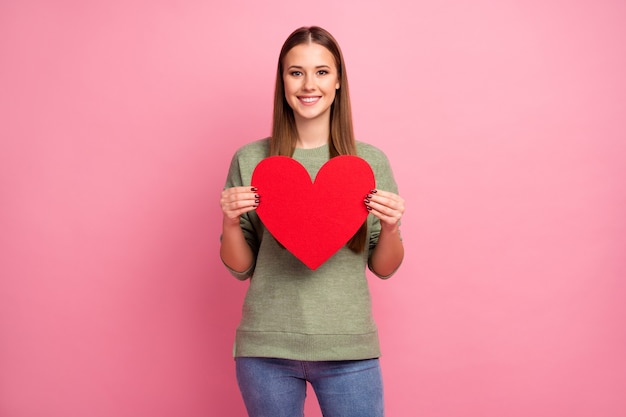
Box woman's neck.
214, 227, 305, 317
295, 116, 330, 149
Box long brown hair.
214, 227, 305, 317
270, 26, 367, 252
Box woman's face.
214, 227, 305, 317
282, 42, 340, 124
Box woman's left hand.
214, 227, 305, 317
364, 189, 405, 231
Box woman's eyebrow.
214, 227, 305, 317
286, 64, 331, 70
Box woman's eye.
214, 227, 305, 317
291, 71, 303, 76
317, 70, 328, 75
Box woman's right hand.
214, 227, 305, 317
220, 186, 259, 225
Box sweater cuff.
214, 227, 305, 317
367, 259, 401, 280
222, 258, 255, 281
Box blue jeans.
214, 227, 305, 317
235, 357, 384, 417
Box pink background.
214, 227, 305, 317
1, 1, 625, 416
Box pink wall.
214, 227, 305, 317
1, 1, 625, 416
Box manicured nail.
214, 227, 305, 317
366, 194, 373, 199
251, 187, 258, 191
254, 194, 260, 198
364, 199, 370, 204
370, 189, 377, 194
255, 199, 260, 203
253, 205, 258, 208
366, 206, 372, 211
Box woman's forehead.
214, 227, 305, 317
283, 43, 337, 67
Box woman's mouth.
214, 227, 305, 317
299, 96, 321, 104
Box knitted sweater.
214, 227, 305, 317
223, 138, 400, 361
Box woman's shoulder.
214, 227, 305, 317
355, 141, 397, 191
355, 141, 391, 165
225, 138, 270, 186
233, 137, 270, 159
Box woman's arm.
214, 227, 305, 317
366, 189, 405, 277
219, 186, 259, 272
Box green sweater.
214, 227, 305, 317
223, 138, 400, 361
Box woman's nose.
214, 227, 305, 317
303, 74, 315, 90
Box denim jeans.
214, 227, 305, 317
235, 357, 384, 417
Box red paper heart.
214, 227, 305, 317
252, 155, 375, 270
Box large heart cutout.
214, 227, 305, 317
252, 155, 375, 270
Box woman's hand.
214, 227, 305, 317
220, 186, 260, 225
364, 189, 405, 232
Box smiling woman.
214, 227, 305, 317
218, 26, 405, 417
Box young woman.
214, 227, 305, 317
220, 26, 405, 417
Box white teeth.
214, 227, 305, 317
301, 97, 318, 103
